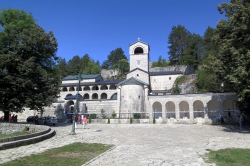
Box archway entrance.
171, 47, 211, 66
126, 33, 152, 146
152, 102, 162, 119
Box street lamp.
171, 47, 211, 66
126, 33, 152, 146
70, 69, 82, 135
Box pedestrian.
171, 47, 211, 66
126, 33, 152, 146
77, 115, 81, 124
239, 113, 244, 130
14, 115, 18, 122
82, 115, 87, 129
8, 114, 12, 122
12, 114, 15, 122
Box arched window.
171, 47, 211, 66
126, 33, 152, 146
66, 94, 72, 97
92, 93, 98, 99
110, 93, 117, 100
83, 93, 89, 99
62, 87, 68, 92
92, 86, 99, 91
69, 87, 75, 91
100, 85, 108, 90
109, 85, 116, 90
101, 93, 107, 99
76, 86, 82, 91
134, 47, 143, 54
83, 86, 90, 91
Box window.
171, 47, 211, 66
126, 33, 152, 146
137, 74, 140, 77
169, 77, 171, 80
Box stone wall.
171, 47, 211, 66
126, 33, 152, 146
149, 65, 195, 75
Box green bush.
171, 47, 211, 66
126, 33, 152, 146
107, 118, 110, 124
89, 118, 91, 124
112, 111, 116, 118
89, 114, 97, 119
133, 113, 141, 119
100, 109, 106, 118
130, 117, 132, 124
153, 118, 156, 124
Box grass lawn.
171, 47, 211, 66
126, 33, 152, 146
0, 131, 31, 139
204, 148, 250, 166
1, 142, 113, 166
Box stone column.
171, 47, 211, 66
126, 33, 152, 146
203, 101, 209, 119
175, 101, 180, 120
161, 102, 166, 123
117, 86, 121, 118
144, 86, 149, 118
189, 102, 194, 121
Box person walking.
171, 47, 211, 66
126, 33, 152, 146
239, 113, 244, 130
82, 115, 87, 129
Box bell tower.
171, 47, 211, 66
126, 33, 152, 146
129, 38, 150, 72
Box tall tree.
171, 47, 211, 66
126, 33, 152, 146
213, 0, 250, 107
102, 48, 127, 69
168, 25, 191, 65
67, 55, 82, 75
0, 9, 59, 120
203, 27, 218, 59
184, 33, 203, 68
55, 57, 67, 79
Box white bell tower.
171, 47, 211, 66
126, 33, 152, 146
129, 38, 150, 72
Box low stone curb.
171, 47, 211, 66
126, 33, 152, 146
0, 128, 51, 143
0, 129, 56, 150
0, 123, 56, 150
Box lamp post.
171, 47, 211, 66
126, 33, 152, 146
70, 69, 82, 135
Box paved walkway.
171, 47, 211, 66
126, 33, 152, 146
0, 123, 250, 166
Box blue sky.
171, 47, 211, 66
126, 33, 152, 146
1, 0, 230, 64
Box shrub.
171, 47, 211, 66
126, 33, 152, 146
153, 117, 156, 124
107, 118, 110, 124
89, 118, 91, 124
100, 109, 106, 118
130, 117, 132, 124
89, 114, 97, 119
112, 111, 116, 118
133, 113, 141, 119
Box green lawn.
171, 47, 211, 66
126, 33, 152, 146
0, 131, 31, 139
204, 148, 250, 166
1, 142, 113, 166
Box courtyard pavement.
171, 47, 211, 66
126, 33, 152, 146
0, 123, 250, 166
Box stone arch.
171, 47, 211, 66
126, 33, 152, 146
165, 101, 175, 118
207, 100, 219, 119
92, 93, 98, 99
92, 85, 99, 91
69, 87, 75, 91
83, 86, 90, 91
152, 102, 162, 119
67, 100, 74, 114
179, 101, 189, 119
100, 85, 108, 90
193, 100, 204, 118
101, 93, 107, 99
62, 87, 68, 92
65, 94, 72, 98
223, 99, 234, 111
109, 85, 116, 90
134, 47, 144, 54
76, 86, 82, 91
110, 93, 117, 100
83, 93, 89, 100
